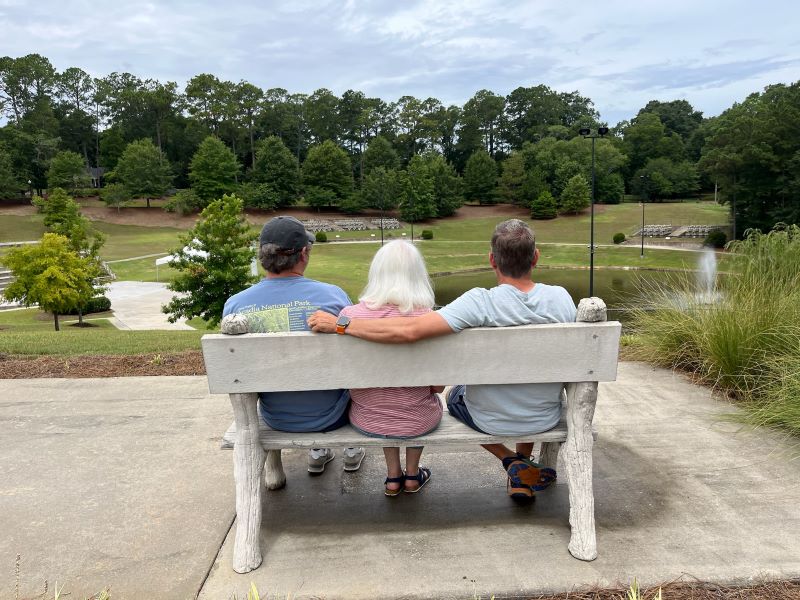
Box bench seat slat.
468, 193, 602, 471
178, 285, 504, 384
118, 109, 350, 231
220, 410, 598, 449
202, 322, 621, 394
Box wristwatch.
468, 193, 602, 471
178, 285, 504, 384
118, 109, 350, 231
335, 315, 351, 335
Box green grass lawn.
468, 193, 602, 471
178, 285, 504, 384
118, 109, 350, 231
0, 308, 204, 355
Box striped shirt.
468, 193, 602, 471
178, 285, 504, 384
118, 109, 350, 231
339, 302, 443, 437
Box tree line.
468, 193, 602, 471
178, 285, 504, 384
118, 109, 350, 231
1, 53, 798, 233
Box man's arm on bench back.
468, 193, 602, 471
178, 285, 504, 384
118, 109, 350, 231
308, 310, 452, 344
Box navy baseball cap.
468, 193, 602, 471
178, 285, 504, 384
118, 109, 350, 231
259, 216, 315, 253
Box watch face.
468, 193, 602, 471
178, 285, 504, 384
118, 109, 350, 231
336, 315, 351, 327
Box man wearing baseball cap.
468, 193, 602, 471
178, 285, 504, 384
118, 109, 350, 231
223, 216, 365, 474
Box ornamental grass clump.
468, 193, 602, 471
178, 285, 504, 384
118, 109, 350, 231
630, 225, 800, 435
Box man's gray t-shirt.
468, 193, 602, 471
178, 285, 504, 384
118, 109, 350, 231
437, 283, 577, 436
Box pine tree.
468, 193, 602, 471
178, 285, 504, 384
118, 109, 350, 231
162, 194, 256, 327
463, 150, 498, 204
560, 174, 591, 214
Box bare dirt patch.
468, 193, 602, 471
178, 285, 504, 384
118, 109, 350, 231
1, 199, 534, 231
0, 351, 205, 379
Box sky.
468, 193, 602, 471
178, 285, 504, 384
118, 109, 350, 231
1, 0, 798, 125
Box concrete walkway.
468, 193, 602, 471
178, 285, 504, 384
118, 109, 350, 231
106, 281, 194, 330
2, 363, 800, 600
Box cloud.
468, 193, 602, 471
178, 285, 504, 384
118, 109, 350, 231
0, 0, 798, 124
603, 57, 799, 92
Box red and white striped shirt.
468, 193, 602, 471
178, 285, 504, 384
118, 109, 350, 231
339, 302, 443, 437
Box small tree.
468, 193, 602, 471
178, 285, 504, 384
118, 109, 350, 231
400, 155, 436, 222
114, 139, 173, 208
41, 188, 105, 256
47, 150, 89, 191
302, 140, 353, 210
162, 194, 257, 327
463, 150, 498, 204
3, 233, 96, 331
251, 136, 300, 207
531, 190, 557, 219
560, 174, 591, 215
100, 183, 133, 212
189, 136, 241, 206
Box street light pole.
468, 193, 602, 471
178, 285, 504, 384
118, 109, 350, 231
579, 126, 608, 298
640, 201, 645, 258
639, 174, 649, 258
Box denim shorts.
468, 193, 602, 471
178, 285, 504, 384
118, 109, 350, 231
446, 385, 489, 434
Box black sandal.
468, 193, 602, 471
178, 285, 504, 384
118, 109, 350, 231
384, 473, 406, 497
403, 466, 431, 493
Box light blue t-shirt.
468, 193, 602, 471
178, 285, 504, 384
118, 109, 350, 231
223, 277, 351, 433
437, 282, 577, 436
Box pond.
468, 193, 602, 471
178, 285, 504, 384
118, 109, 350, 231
432, 268, 681, 323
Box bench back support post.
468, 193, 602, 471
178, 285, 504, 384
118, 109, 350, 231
229, 392, 265, 573
562, 297, 605, 561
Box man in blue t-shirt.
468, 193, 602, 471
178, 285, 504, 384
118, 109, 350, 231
308, 219, 576, 499
223, 216, 365, 474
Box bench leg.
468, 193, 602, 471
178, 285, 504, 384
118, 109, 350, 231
563, 381, 598, 561
264, 449, 286, 490
230, 392, 265, 574
539, 441, 560, 471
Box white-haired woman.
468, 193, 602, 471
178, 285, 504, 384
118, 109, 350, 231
338, 240, 443, 495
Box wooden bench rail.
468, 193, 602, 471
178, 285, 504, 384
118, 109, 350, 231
202, 321, 621, 394
220, 407, 599, 449
203, 297, 619, 574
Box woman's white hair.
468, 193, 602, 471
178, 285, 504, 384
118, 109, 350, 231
360, 240, 435, 313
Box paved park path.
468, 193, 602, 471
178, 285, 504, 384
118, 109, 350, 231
2, 363, 799, 599
106, 281, 194, 331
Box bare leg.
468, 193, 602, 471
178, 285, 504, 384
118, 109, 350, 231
403, 447, 424, 491
481, 443, 516, 460
516, 442, 534, 460
383, 447, 403, 493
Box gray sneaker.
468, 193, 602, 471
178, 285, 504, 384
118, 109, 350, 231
308, 448, 335, 473
343, 447, 366, 472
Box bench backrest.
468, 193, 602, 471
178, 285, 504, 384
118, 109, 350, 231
201, 321, 621, 394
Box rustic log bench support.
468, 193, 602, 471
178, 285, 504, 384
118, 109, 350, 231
203, 298, 619, 574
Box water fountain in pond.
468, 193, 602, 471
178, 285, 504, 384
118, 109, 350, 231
696, 248, 722, 304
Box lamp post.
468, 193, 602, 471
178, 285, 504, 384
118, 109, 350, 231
639, 174, 649, 258
579, 126, 609, 298
27, 179, 32, 198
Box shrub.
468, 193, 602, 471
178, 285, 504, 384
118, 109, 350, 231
73, 187, 98, 198
613, 232, 626, 244
421, 229, 433, 240
235, 182, 280, 210
164, 189, 200, 216
65, 296, 112, 315
704, 229, 727, 248
531, 191, 557, 219
315, 231, 328, 243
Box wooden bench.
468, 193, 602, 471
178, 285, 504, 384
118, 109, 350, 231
201, 297, 621, 574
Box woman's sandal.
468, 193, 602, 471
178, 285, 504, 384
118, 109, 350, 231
403, 466, 431, 493
384, 473, 406, 497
